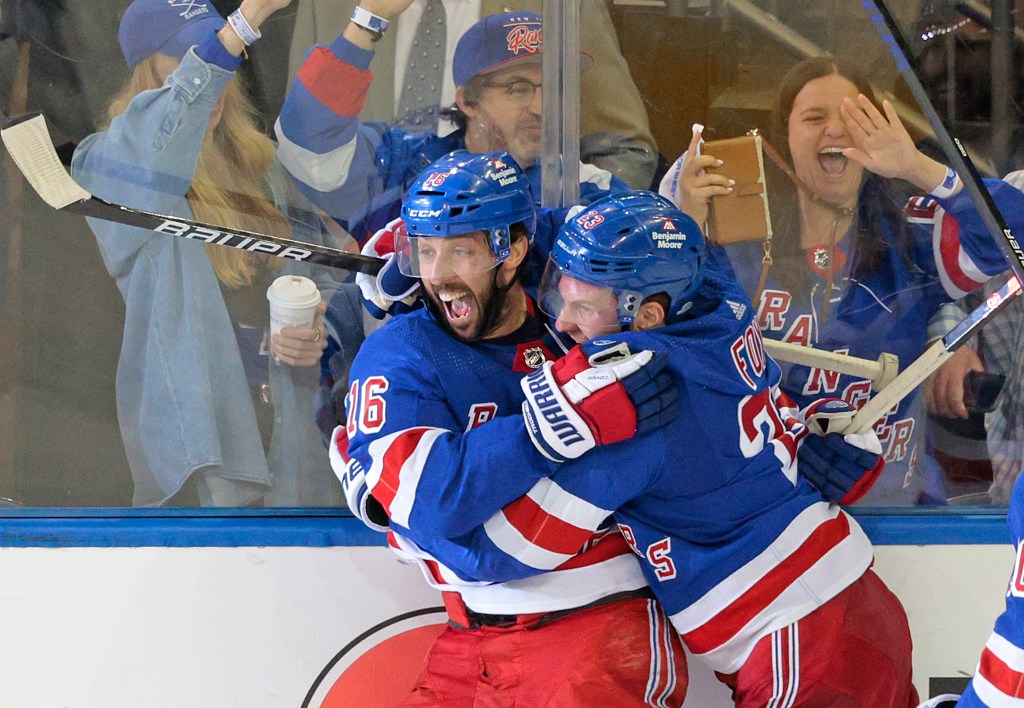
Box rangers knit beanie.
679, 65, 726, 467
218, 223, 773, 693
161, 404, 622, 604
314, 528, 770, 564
118, 0, 225, 70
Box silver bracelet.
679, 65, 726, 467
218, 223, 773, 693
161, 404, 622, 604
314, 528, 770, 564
227, 9, 262, 46
929, 166, 961, 199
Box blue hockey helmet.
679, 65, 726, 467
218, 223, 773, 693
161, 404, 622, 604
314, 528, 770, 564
397, 150, 537, 278
538, 190, 705, 330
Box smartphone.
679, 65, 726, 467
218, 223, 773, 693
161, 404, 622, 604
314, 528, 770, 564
963, 370, 1007, 414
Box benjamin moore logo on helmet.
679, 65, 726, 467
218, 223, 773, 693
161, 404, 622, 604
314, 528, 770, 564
169, 0, 210, 20
506, 22, 542, 55
653, 219, 688, 249
489, 163, 520, 187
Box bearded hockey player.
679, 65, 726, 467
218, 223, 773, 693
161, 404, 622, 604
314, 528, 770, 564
332, 151, 689, 706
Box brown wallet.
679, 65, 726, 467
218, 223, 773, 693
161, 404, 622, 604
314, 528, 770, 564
703, 134, 773, 245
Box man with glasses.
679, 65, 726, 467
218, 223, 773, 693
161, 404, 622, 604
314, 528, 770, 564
276, 1, 628, 245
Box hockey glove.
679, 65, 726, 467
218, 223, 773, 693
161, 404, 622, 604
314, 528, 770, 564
329, 426, 389, 532
799, 398, 885, 505
355, 218, 421, 320
521, 341, 678, 463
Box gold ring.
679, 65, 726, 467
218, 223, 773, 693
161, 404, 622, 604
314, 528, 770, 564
311, 326, 322, 343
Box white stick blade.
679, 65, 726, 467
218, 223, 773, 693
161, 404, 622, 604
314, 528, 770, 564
1, 115, 92, 210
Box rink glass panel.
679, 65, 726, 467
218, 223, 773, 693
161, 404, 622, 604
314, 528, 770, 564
0, 0, 1020, 518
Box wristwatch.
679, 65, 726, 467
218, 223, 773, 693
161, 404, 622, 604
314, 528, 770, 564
351, 6, 390, 42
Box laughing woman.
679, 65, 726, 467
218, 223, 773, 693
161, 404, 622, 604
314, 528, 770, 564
672, 56, 1024, 506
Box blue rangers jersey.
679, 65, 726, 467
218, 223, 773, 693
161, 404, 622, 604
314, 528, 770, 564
958, 473, 1024, 707
337, 296, 653, 615
710, 183, 1024, 505
347, 267, 877, 674
275, 35, 625, 243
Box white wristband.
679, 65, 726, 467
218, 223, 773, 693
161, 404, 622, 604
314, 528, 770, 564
351, 6, 390, 41
227, 9, 261, 46
929, 166, 961, 199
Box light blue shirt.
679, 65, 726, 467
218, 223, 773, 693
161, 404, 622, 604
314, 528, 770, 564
72, 48, 349, 506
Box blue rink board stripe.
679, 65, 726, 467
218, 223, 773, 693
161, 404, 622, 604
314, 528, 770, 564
0, 507, 1011, 547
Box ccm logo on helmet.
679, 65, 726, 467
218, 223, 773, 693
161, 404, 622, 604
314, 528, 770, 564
407, 209, 443, 218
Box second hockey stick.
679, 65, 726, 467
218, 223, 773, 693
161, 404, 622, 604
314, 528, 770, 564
0, 112, 383, 276
845, 275, 1020, 434
830, 0, 1024, 435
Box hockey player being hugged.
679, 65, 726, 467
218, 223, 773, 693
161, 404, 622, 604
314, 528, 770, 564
333, 151, 689, 706
358, 190, 918, 706
663, 56, 1024, 506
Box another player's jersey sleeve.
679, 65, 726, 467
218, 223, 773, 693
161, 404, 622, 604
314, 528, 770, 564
911, 178, 1024, 300
412, 457, 659, 582
958, 476, 1024, 706
338, 323, 560, 539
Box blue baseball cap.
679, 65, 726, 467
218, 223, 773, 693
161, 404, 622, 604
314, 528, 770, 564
452, 12, 593, 87
118, 0, 226, 70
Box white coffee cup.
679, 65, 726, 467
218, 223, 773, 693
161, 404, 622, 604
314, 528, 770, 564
267, 275, 321, 336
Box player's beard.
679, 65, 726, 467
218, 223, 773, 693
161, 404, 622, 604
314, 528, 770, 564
475, 106, 542, 169
425, 269, 517, 343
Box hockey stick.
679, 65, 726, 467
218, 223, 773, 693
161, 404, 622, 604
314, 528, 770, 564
846, 275, 1021, 434
0, 112, 383, 276
762, 340, 899, 391
825, 1, 1024, 435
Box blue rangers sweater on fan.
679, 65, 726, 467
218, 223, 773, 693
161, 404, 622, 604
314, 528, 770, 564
709, 183, 1024, 505
348, 266, 877, 674
958, 473, 1024, 707
275, 34, 626, 244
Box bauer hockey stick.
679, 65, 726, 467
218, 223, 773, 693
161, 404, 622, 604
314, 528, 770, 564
836, 0, 1024, 434
0, 112, 384, 276
3, 112, 907, 381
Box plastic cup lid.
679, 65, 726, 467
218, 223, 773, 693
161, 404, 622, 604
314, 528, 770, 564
267, 275, 321, 309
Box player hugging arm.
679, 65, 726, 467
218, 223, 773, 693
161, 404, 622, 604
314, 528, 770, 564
331, 152, 678, 542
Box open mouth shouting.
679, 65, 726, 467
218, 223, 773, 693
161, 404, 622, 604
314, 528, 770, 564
817, 146, 849, 178
438, 287, 475, 323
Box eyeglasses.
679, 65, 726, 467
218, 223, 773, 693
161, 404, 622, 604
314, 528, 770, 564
482, 79, 542, 107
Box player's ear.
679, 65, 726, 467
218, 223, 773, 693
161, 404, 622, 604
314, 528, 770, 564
503, 232, 529, 270
632, 301, 666, 331
456, 86, 476, 118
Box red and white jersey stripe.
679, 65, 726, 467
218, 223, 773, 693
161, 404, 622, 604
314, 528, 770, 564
967, 631, 1024, 706
907, 196, 988, 298
387, 530, 648, 615
668, 503, 873, 673
363, 426, 447, 529
482, 477, 614, 569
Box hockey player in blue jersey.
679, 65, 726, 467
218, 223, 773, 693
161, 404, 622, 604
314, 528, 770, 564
333, 151, 690, 706
361, 190, 919, 706
948, 471, 1024, 706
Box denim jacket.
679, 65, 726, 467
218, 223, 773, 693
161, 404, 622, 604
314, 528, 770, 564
72, 49, 346, 506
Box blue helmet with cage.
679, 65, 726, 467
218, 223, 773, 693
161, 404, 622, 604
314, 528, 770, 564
541, 190, 705, 327
401, 150, 537, 265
